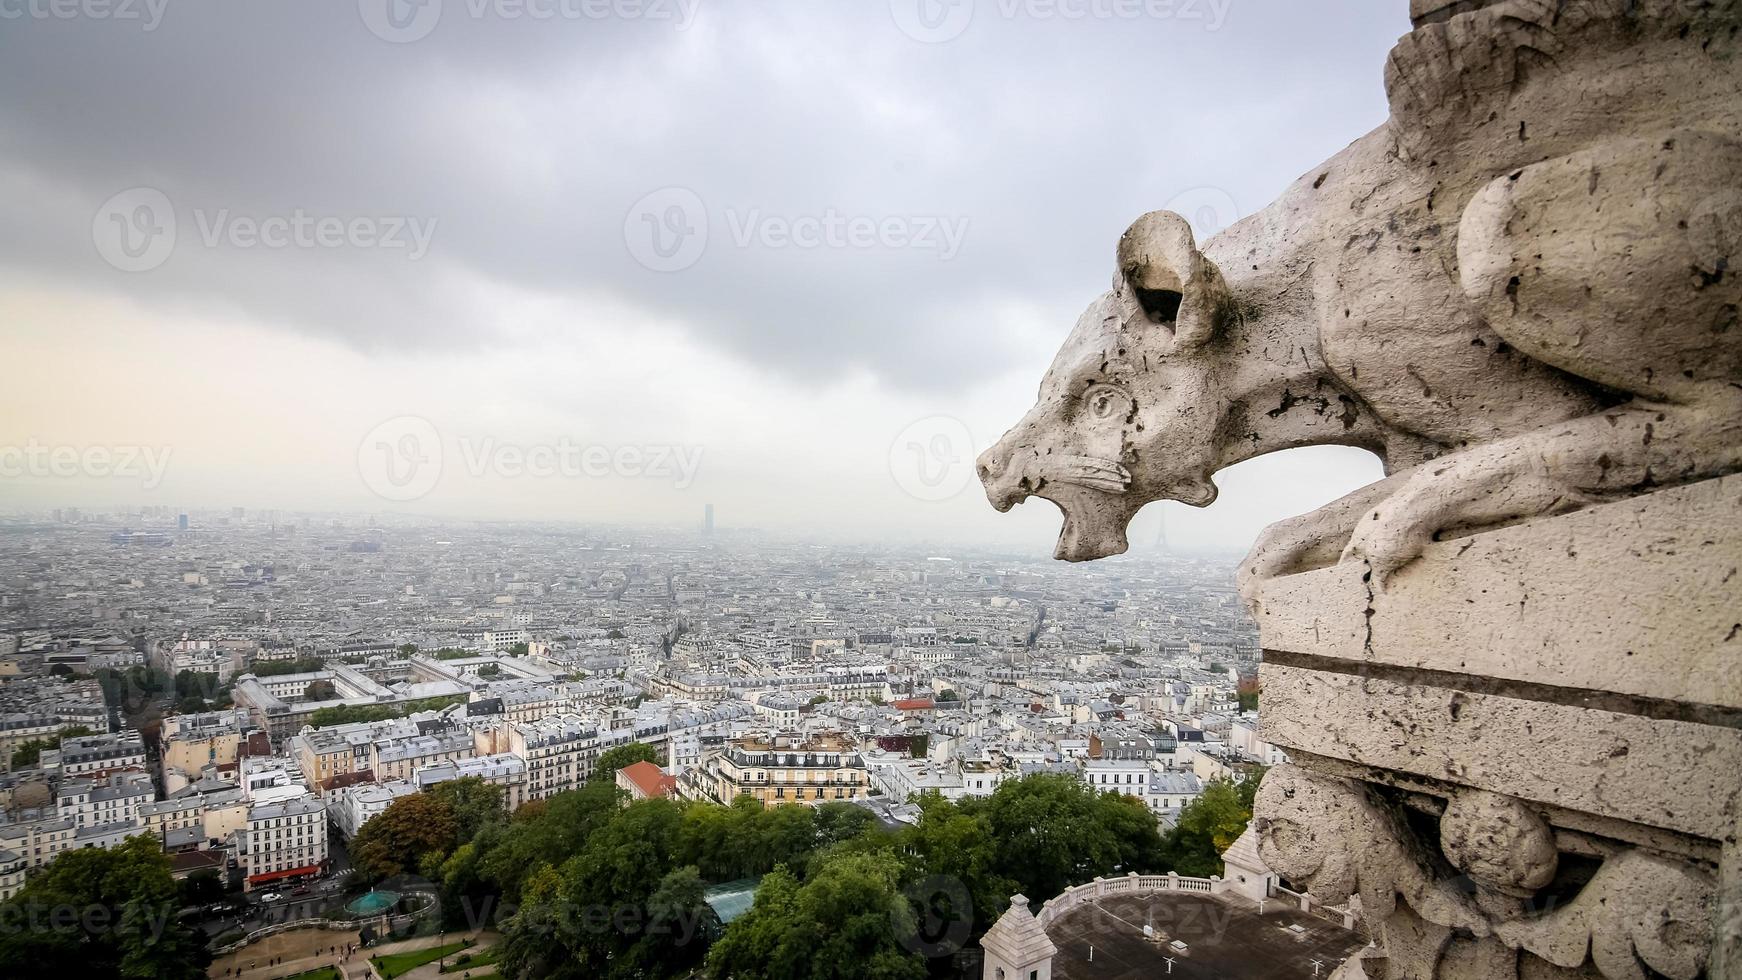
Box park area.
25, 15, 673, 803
207, 929, 499, 980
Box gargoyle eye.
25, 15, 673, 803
1083, 384, 1129, 421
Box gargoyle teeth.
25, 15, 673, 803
1051, 455, 1132, 495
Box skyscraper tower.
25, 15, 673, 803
703, 503, 715, 536
1152, 504, 1170, 554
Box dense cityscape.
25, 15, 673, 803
0, 505, 1316, 978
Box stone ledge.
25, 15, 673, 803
1258, 662, 1742, 841
1253, 475, 1742, 712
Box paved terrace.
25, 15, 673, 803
1048, 892, 1370, 980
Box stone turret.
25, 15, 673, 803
980, 894, 1057, 980
1220, 823, 1276, 904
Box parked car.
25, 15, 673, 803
259, 892, 281, 903
291, 886, 311, 896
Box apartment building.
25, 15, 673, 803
52, 732, 146, 778
415, 752, 528, 813
57, 772, 153, 829
474, 714, 599, 800
237, 795, 328, 891
370, 730, 475, 784
709, 732, 869, 807
0, 816, 75, 873
328, 780, 418, 839
138, 796, 207, 839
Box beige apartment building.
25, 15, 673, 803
709, 732, 869, 808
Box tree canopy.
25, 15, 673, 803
351, 792, 460, 880
342, 768, 1221, 980
8, 725, 96, 769
1158, 769, 1266, 877
0, 835, 210, 980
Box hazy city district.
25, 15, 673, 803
0, 507, 1299, 979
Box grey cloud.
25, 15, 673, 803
0, 0, 1408, 390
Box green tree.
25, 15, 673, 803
9, 726, 96, 769
250, 657, 325, 677
351, 793, 458, 881
0, 835, 210, 980
1158, 769, 1265, 877
499, 798, 697, 979
975, 773, 1163, 901
1237, 676, 1261, 712
590, 742, 661, 783
481, 780, 621, 902
426, 776, 506, 842
178, 869, 226, 907
705, 853, 926, 980
900, 794, 1014, 941
814, 801, 876, 846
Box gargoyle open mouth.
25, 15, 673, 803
980, 451, 1136, 562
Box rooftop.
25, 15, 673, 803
1046, 892, 1369, 980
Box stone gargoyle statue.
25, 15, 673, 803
975, 0, 1742, 595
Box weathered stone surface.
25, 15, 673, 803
976, 1, 1742, 585
1253, 476, 1742, 713
1260, 662, 1742, 841
977, 3, 1742, 977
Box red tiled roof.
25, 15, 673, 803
617, 760, 676, 799
891, 698, 935, 711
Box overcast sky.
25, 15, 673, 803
0, 0, 1405, 555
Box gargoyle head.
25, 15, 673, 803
976, 210, 1236, 561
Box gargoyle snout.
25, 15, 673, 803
976, 444, 1032, 513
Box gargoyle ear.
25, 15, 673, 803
1115, 210, 1232, 350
